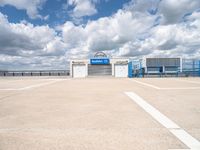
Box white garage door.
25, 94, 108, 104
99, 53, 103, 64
115, 64, 128, 77
73, 64, 87, 78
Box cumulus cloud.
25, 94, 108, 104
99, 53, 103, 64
124, 0, 200, 24
0, 12, 66, 56
123, 0, 160, 15
60, 9, 156, 58
138, 17, 200, 58
159, 0, 200, 24
67, 0, 97, 19
0, 12, 67, 69
60, 7, 200, 59
0, 55, 67, 70
1, 0, 200, 70
0, 0, 47, 19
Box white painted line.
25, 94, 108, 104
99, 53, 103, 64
168, 149, 190, 150
0, 88, 19, 91
129, 79, 200, 90
0, 79, 69, 91
125, 92, 179, 129
38, 78, 70, 81
125, 92, 200, 150
18, 80, 59, 90
174, 79, 200, 84
170, 129, 200, 150
130, 79, 161, 89
160, 87, 200, 90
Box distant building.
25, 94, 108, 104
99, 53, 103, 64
134, 57, 182, 74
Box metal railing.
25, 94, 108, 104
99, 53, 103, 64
0, 70, 70, 77
131, 59, 200, 78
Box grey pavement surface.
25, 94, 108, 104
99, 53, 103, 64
0, 77, 200, 150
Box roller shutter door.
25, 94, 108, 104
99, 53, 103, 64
88, 65, 112, 76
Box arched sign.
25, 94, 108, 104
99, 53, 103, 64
94, 52, 107, 58
90, 52, 110, 65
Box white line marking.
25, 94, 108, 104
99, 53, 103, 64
168, 149, 190, 150
125, 92, 179, 128
0, 88, 19, 91
174, 79, 200, 84
160, 87, 200, 90
125, 92, 200, 150
0, 79, 69, 91
18, 80, 59, 90
170, 129, 200, 150
37, 78, 70, 81
129, 79, 200, 90
130, 79, 161, 89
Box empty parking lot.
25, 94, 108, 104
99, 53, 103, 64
0, 77, 200, 150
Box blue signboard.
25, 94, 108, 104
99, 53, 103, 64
90, 58, 110, 65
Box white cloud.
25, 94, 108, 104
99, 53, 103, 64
67, 0, 97, 19
159, 0, 200, 24
124, 0, 200, 24
116, 40, 151, 57
0, 54, 67, 70
60, 8, 200, 59
123, 0, 160, 14
134, 18, 200, 58
0, 12, 67, 69
60, 9, 156, 58
0, 0, 47, 19
0, 12, 66, 55
1, 0, 200, 70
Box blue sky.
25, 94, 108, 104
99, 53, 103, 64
0, 0, 130, 26
0, 0, 200, 70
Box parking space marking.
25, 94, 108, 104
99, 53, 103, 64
130, 79, 200, 90
125, 92, 200, 150
174, 79, 200, 84
0, 79, 69, 91
160, 87, 200, 90
130, 79, 161, 89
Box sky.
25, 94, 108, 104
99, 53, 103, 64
0, 0, 200, 70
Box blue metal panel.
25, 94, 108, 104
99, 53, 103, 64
199, 61, 200, 77
90, 58, 110, 65
139, 61, 143, 78
128, 62, 133, 78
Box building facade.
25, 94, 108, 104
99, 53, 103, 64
132, 57, 182, 75
70, 52, 130, 78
